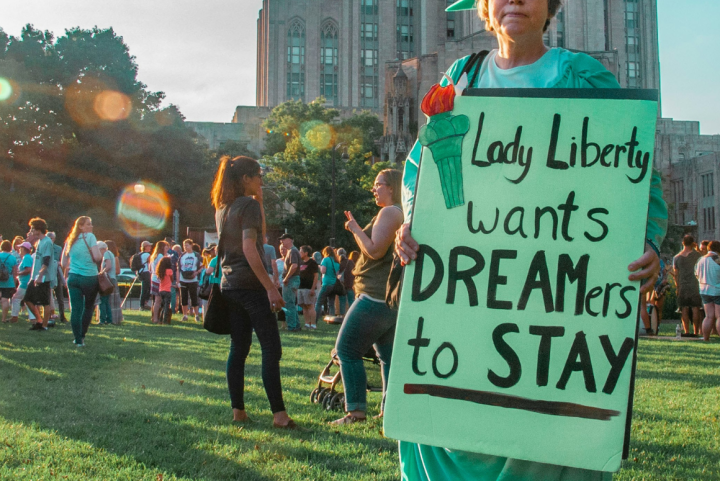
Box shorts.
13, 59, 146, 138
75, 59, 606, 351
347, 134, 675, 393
151, 280, 160, 297
25, 280, 51, 306
0, 287, 17, 299
700, 294, 720, 305
297, 288, 315, 305
180, 281, 198, 307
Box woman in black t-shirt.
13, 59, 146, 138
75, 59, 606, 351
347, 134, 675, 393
211, 156, 299, 429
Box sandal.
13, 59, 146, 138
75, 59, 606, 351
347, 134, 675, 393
330, 414, 366, 425
273, 419, 307, 431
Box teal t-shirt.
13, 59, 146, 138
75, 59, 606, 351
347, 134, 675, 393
68, 233, 99, 277
104, 251, 116, 280
209, 256, 221, 285
0, 252, 17, 288
17, 254, 33, 289
31, 236, 56, 283
320, 257, 339, 286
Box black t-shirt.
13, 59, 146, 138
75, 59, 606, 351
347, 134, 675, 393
299, 258, 318, 289
216, 197, 268, 291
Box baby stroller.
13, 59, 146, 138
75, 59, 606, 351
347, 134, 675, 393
310, 348, 382, 411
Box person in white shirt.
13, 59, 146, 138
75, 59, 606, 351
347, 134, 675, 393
695, 240, 720, 341
179, 239, 203, 322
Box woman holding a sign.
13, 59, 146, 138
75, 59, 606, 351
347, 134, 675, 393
393, 0, 668, 479
331, 169, 404, 424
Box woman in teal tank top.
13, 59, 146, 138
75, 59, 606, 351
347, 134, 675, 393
393, 0, 668, 480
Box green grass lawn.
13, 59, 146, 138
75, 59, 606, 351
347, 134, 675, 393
1, 313, 719, 480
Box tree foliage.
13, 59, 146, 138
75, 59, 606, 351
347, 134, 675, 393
0, 25, 215, 254
262, 98, 388, 250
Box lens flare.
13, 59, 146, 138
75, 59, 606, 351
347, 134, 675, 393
94, 90, 131, 121
300, 120, 335, 151
116, 182, 171, 238
0, 78, 13, 101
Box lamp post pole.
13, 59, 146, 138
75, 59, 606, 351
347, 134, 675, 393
330, 143, 346, 247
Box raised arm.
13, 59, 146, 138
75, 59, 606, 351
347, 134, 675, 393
345, 207, 403, 260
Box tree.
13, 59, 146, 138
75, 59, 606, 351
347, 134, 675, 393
0, 25, 215, 255
262, 98, 388, 249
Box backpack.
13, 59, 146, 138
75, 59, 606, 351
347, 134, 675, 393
130, 253, 145, 273
0, 255, 10, 282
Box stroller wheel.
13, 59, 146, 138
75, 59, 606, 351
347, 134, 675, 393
310, 388, 320, 404
327, 392, 345, 412
322, 391, 334, 411
317, 388, 331, 404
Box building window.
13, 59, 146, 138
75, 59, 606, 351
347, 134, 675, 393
361, 49, 378, 67
361, 0, 378, 15
286, 19, 306, 100
625, 0, 641, 87
673, 180, 684, 204
704, 207, 716, 232
446, 0, 456, 39
361, 23, 378, 40
702, 173, 714, 198
320, 21, 339, 105
361, 75, 378, 99
397, 0, 415, 59
555, 8, 565, 48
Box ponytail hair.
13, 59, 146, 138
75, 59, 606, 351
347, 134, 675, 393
211, 156, 262, 209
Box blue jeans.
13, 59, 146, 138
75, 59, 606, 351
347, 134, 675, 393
335, 295, 397, 412
67, 274, 99, 344
99, 293, 111, 324
315, 283, 335, 321
336, 289, 356, 315
282, 276, 301, 330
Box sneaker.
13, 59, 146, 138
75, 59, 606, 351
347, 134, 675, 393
29, 323, 42, 331
181, 315, 188, 322
47, 320, 56, 328
304, 323, 311, 328
310, 324, 317, 329
194, 315, 200, 323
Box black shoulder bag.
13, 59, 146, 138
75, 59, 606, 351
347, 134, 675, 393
203, 209, 231, 335
386, 50, 489, 310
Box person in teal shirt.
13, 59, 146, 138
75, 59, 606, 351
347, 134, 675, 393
25, 218, 57, 330
314, 246, 340, 323
61, 216, 101, 347
393, 0, 668, 480
10, 242, 34, 323
0, 240, 18, 323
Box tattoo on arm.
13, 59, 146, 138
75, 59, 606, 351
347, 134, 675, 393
243, 228, 258, 242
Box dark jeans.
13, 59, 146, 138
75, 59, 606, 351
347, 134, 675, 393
223, 288, 285, 413
139, 271, 151, 308
159, 291, 171, 323
67, 274, 99, 344
54, 284, 66, 320
335, 295, 397, 412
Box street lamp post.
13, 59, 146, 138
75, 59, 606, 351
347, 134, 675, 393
134, 182, 145, 252
331, 143, 348, 247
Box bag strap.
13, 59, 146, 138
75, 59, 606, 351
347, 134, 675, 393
456, 49, 490, 91
215, 208, 229, 281
80, 234, 101, 269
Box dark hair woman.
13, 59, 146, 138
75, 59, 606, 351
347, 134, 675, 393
150, 240, 169, 324
393, 0, 668, 479
314, 246, 340, 322
211, 155, 298, 429
156, 256, 174, 324
61, 216, 101, 346
331, 168, 404, 425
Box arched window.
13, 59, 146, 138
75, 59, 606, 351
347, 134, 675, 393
320, 21, 339, 105
287, 19, 306, 100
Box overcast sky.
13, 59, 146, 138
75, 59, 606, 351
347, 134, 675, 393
3, 0, 719, 134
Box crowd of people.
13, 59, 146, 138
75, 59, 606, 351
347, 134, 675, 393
657, 234, 720, 342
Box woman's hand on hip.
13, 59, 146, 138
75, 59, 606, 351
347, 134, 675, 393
628, 243, 660, 294
267, 288, 285, 312
395, 223, 419, 266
